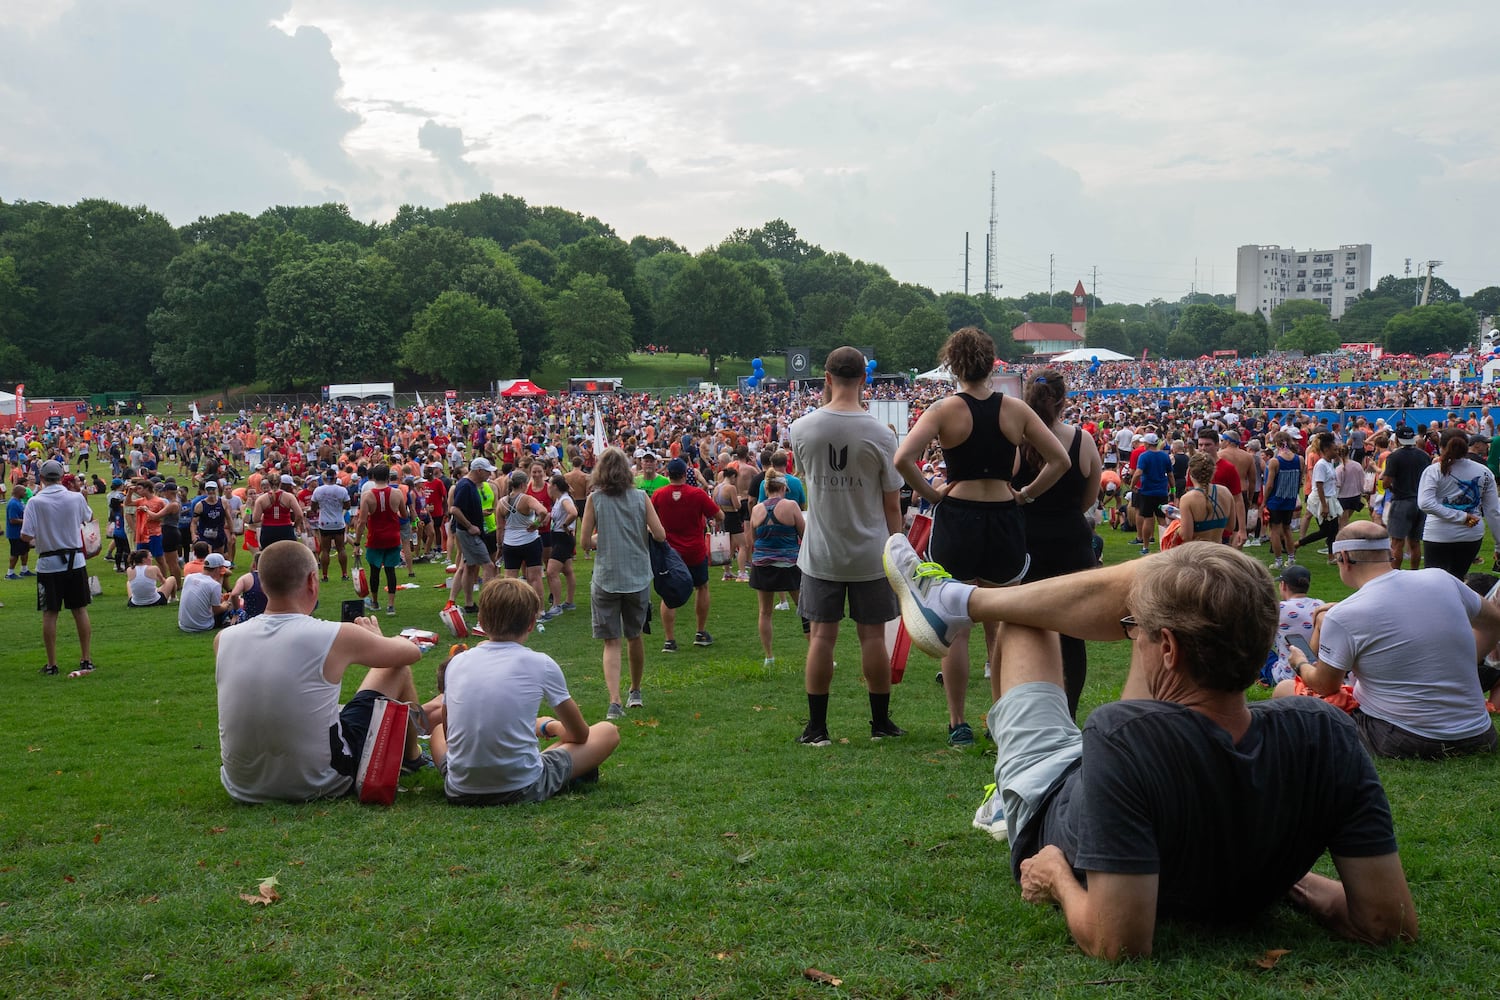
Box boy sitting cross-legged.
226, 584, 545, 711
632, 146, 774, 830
428, 577, 619, 805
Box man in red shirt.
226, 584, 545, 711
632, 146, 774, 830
651, 458, 725, 652
1193, 428, 1246, 546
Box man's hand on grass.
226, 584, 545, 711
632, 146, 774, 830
1019, 845, 1070, 906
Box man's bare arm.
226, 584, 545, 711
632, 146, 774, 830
1020, 846, 1158, 960
1288, 854, 1417, 945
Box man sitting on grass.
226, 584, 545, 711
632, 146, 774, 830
215, 539, 430, 804
884, 534, 1417, 960
427, 577, 619, 805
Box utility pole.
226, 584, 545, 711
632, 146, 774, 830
1049, 253, 1055, 299
1404, 257, 1412, 278
985, 171, 999, 297
964, 232, 970, 296
1091, 265, 1097, 316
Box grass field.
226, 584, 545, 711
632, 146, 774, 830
3, 487, 1498, 998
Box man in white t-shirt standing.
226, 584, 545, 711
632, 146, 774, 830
310, 467, 352, 582
1291, 521, 1500, 758
20, 460, 96, 676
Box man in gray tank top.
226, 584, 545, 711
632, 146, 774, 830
216, 540, 431, 803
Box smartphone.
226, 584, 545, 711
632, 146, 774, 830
340, 599, 366, 623
1285, 634, 1314, 661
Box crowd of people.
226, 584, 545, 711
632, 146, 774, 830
15, 337, 1500, 961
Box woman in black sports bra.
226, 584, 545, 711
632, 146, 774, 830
1012, 368, 1102, 718
894, 327, 1069, 747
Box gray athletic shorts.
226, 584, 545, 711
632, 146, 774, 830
799, 574, 897, 625
989, 682, 1083, 845
591, 585, 650, 640
1384, 498, 1425, 541
457, 530, 491, 566
442, 746, 574, 805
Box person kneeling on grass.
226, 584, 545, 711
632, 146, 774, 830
883, 534, 1417, 960
426, 577, 619, 805
216, 540, 430, 804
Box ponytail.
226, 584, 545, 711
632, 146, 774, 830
1439, 431, 1469, 477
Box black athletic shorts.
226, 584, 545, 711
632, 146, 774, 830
930, 496, 1029, 585
549, 532, 576, 563
38, 567, 91, 613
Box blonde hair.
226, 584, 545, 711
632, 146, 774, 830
257, 539, 316, 599
478, 577, 542, 639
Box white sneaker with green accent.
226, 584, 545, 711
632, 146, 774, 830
972, 783, 1009, 843
882, 534, 974, 658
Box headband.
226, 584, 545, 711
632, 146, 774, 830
1331, 538, 1391, 554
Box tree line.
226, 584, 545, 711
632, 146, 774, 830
0, 194, 1495, 395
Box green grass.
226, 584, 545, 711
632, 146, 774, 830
3, 489, 1498, 998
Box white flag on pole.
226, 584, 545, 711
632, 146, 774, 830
191, 401, 202, 423
415, 390, 424, 409
593, 404, 606, 455
445, 399, 453, 430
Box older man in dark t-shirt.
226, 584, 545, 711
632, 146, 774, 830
885, 537, 1416, 959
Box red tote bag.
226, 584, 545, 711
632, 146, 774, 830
888, 512, 933, 684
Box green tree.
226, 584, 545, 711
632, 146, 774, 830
797, 291, 855, 355
257, 203, 375, 246
656, 253, 772, 376
890, 306, 951, 373
401, 291, 519, 389
937, 292, 987, 332
737, 259, 795, 351
1085, 315, 1132, 354
722, 219, 815, 263
554, 236, 654, 345
635, 252, 693, 317
508, 239, 557, 285
1277, 314, 1340, 355
1174, 304, 1236, 354
1220, 312, 1269, 357
256, 248, 398, 388
525, 204, 615, 248
455, 247, 550, 376
1368, 273, 1462, 306
435, 193, 532, 247
1269, 299, 1330, 343
856, 277, 933, 323
178, 211, 261, 249
1027, 305, 1069, 324
1337, 297, 1404, 344
147, 243, 263, 391
844, 313, 897, 372
547, 273, 634, 371
1464, 286, 1500, 317
1165, 327, 1202, 359
370, 225, 487, 332
628, 235, 686, 259
1382, 303, 1478, 356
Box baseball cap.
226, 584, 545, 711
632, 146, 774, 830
1278, 564, 1312, 589
204, 553, 230, 571
1143, 433, 1159, 446
469, 457, 496, 473
1472, 434, 1491, 446
666, 458, 688, 478
280, 474, 295, 485
1395, 424, 1417, 444
204, 480, 219, 490
40, 459, 65, 480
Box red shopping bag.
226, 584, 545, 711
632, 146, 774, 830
355, 697, 410, 806
438, 600, 469, 638
890, 512, 933, 684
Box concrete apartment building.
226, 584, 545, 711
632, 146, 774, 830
1235, 243, 1373, 323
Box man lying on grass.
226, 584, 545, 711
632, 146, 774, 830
425, 577, 619, 805
216, 540, 430, 804
885, 536, 1417, 960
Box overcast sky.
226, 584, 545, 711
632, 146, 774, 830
2, 1, 1496, 302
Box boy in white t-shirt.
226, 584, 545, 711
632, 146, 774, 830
429, 578, 619, 804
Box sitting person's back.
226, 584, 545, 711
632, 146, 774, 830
179, 554, 231, 632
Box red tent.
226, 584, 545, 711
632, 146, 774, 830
500, 380, 547, 397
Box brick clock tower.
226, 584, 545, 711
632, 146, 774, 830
1071, 280, 1087, 337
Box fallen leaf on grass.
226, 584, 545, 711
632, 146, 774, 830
804, 968, 843, 987
448, 865, 468, 876
1254, 948, 1291, 969
208, 826, 228, 835
139, 894, 160, 905
714, 951, 731, 961
752, 705, 763, 712
239, 875, 281, 907
838, 738, 850, 745
722, 832, 738, 839
550, 982, 568, 999
92, 834, 101, 844
26, 746, 41, 753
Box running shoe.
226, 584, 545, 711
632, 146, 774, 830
972, 783, 1009, 842
882, 534, 974, 658
870, 718, 907, 740
627, 689, 644, 709
948, 722, 975, 747
796, 724, 832, 747
693, 631, 713, 647
606, 702, 625, 720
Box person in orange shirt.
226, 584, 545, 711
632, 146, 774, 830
131, 479, 170, 578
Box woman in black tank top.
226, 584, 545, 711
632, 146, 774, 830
894, 328, 1071, 746
1012, 368, 1102, 718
